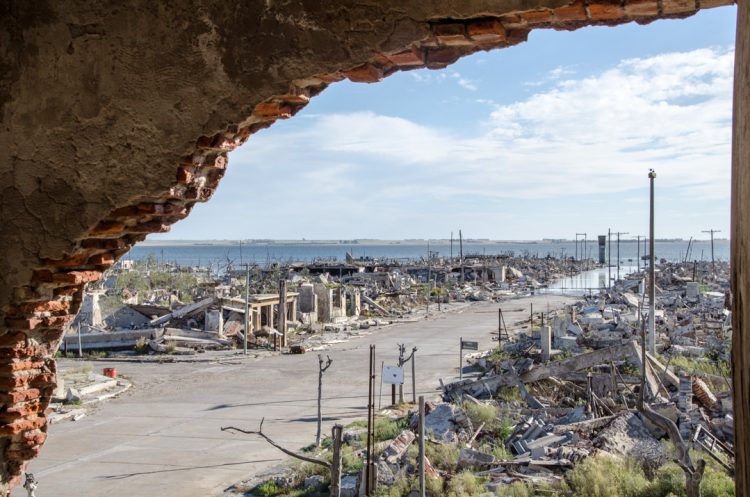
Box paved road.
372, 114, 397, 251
19, 295, 575, 497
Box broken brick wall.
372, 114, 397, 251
0, 0, 735, 494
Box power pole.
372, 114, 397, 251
576, 232, 587, 264
244, 264, 249, 355
459, 230, 464, 284
648, 170, 657, 355
426, 242, 431, 315
574, 233, 579, 261
614, 231, 629, 282
633, 235, 642, 271
608, 228, 612, 288
701, 229, 721, 275
450, 231, 453, 260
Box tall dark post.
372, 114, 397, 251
702, 229, 721, 275
278, 277, 287, 347
244, 264, 250, 355
330, 424, 343, 497
366, 345, 375, 496
459, 230, 464, 284
608, 228, 612, 288
648, 170, 656, 355
418, 396, 426, 497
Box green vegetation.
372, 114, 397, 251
566, 455, 734, 497
446, 471, 485, 497
666, 354, 730, 379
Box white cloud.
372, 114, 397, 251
221, 47, 732, 237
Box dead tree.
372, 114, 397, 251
317, 354, 333, 447
636, 319, 705, 497
222, 419, 343, 497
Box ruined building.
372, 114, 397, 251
0, 1, 748, 495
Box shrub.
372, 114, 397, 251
425, 442, 459, 471
495, 482, 532, 497
465, 402, 497, 428
567, 455, 649, 497
374, 417, 407, 442
446, 471, 485, 497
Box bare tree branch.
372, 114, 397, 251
222, 418, 330, 468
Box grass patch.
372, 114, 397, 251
425, 442, 459, 471
567, 455, 734, 497
446, 471, 485, 497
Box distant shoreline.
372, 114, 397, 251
138, 238, 726, 246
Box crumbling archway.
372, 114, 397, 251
0, 1, 744, 495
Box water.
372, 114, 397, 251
123, 239, 729, 269
545, 265, 640, 295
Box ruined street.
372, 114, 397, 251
17, 295, 574, 497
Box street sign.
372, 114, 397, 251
461, 340, 478, 351
382, 366, 404, 385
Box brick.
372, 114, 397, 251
52, 270, 101, 285
384, 47, 425, 67
275, 88, 311, 105
88, 253, 115, 266
129, 221, 171, 234
0, 389, 41, 404
315, 72, 344, 84
4, 318, 42, 331
700, 0, 734, 7
0, 376, 29, 389
31, 270, 54, 283
53, 285, 81, 297
505, 28, 530, 46
425, 46, 476, 69
587, 2, 626, 19
14, 300, 69, 315
466, 18, 506, 44
519, 9, 554, 23
30, 373, 56, 387
176, 166, 193, 184
623, 0, 660, 17
90, 220, 126, 236
0, 348, 46, 360
554, 1, 588, 21
40, 253, 90, 268
253, 101, 292, 119
343, 63, 383, 83
662, 0, 697, 14
22, 430, 47, 446
5, 447, 42, 461
0, 333, 26, 349
42, 315, 74, 328
432, 22, 472, 46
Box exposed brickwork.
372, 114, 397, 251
0, 0, 734, 493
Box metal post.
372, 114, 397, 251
77, 323, 82, 358
648, 170, 657, 355
608, 228, 612, 288
459, 229, 464, 284
366, 345, 375, 496
244, 264, 249, 355
426, 243, 431, 315
412, 351, 416, 404
331, 424, 343, 497
278, 277, 287, 348
702, 229, 721, 275
459, 337, 463, 380
418, 396, 426, 497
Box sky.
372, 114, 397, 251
157, 7, 737, 241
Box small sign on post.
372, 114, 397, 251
461, 340, 478, 351
382, 366, 404, 385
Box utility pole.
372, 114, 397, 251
608, 228, 612, 289
244, 264, 249, 355
633, 235, 642, 271
459, 229, 464, 284
648, 170, 656, 355
426, 242, 431, 315
701, 229, 721, 275
278, 277, 287, 348
450, 231, 453, 260
576, 233, 587, 264
614, 231, 629, 282
574, 233, 579, 261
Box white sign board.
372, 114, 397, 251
382, 366, 404, 385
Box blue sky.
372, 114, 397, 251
159, 7, 737, 241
